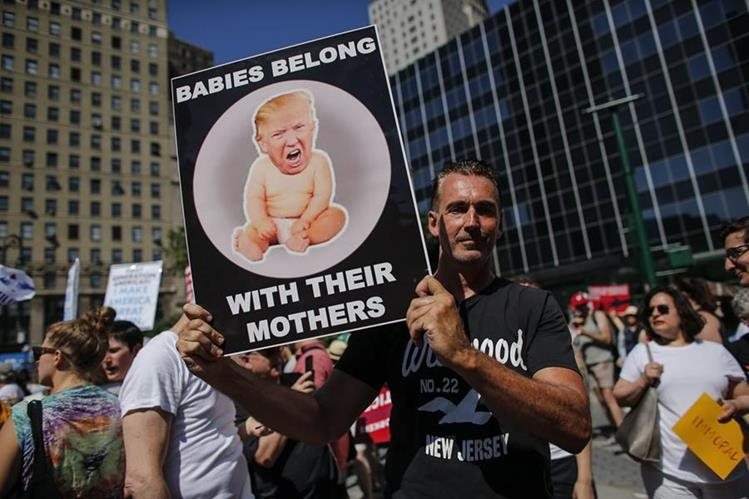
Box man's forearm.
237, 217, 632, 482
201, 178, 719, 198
124, 473, 171, 499
450, 349, 590, 453
217, 362, 337, 445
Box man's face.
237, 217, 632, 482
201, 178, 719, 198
257, 99, 315, 175
102, 338, 140, 383
625, 314, 638, 326
428, 174, 500, 267
724, 230, 749, 286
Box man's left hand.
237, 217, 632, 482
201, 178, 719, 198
406, 275, 470, 368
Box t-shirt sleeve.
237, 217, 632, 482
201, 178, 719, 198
10, 400, 31, 450
119, 333, 183, 417
334, 326, 393, 391
619, 343, 646, 382
718, 344, 746, 384
526, 292, 580, 375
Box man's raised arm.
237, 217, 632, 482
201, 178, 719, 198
176, 304, 378, 445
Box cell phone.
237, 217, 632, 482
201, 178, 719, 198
281, 372, 302, 387
305, 356, 315, 384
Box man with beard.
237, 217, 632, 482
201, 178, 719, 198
177, 159, 590, 498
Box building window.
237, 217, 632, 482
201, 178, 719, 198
0, 195, 7, 211
71, 27, 81, 41
150, 183, 160, 198
48, 63, 60, 79
148, 101, 158, 115
68, 200, 79, 215
148, 42, 157, 58
112, 75, 122, 89
111, 55, 121, 69
131, 139, 140, 153
148, 82, 158, 95
47, 107, 59, 121
22, 150, 34, 167
45, 199, 56, 215
90, 273, 102, 289
132, 204, 141, 218
1, 55, 12, 71
69, 132, 80, 147
131, 99, 140, 112
91, 71, 102, 85
70, 88, 81, 103
90, 224, 101, 241
23, 126, 35, 142
68, 224, 79, 240
150, 143, 160, 156
112, 226, 122, 241
67, 248, 79, 263
69, 110, 80, 124
68, 154, 79, 168
48, 85, 60, 100
25, 59, 38, 75
27, 17, 39, 32
111, 95, 122, 110
130, 40, 140, 53
23, 104, 36, 118
92, 31, 102, 45
90, 178, 101, 194
0, 77, 12, 92
20, 222, 32, 239
151, 205, 160, 220
21, 174, 33, 192
130, 78, 140, 92
71, 47, 81, 62
130, 59, 140, 73
130, 118, 140, 132
90, 156, 101, 171
91, 51, 101, 66
112, 249, 123, 264
112, 137, 121, 151
45, 175, 60, 191
46, 129, 58, 144
112, 116, 121, 130
24, 81, 36, 97
49, 42, 60, 57
132, 226, 143, 242
0, 124, 8, 139
46, 153, 58, 167
149, 121, 158, 135
90, 248, 101, 264
68, 176, 79, 192
111, 202, 121, 217
0, 147, 9, 163
111, 159, 121, 173
49, 21, 60, 36
0, 171, 7, 187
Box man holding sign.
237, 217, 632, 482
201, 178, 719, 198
177, 160, 590, 497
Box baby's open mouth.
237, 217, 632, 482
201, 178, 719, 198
286, 149, 302, 163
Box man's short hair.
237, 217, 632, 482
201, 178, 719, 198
719, 217, 749, 244
109, 320, 143, 351
430, 159, 500, 210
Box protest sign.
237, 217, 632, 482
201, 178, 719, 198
63, 258, 80, 320
357, 386, 392, 444
672, 393, 745, 479
588, 284, 630, 313
104, 261, 163, 330
172, 26, 430, 354
0, 265, 35, 305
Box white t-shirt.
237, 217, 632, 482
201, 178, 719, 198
620, 340, 747, 483
119, 331, 253, 498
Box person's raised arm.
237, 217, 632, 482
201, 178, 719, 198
406, 276, 590, 453
177, 304, 378, 445
579, 310, 612, 345
122, 408, 172, 499
0, 417, 21, 496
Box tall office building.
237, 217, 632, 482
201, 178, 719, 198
0, 0, 188, 343
391, 0, 749, 289
369, 0, 488, 74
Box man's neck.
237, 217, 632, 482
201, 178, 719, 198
434, 261, 495, 301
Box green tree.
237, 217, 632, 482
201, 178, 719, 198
164, 226, 188, 272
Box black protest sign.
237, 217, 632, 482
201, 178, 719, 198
172, 26, 431, 354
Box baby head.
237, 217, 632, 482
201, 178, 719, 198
254, 90, 318, 175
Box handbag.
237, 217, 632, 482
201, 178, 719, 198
615, 342, 662, 463
25, 400, 62, 499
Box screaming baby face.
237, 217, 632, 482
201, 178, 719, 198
257, 98, 316, 175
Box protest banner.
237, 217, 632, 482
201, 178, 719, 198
672, 393, 745, 479
104, 261, 163, 330
357, 386, 392, 444
0, 265, 35, 305
588, 284, 630, 313
63, 258, 80, 320
172, 26, 430, 354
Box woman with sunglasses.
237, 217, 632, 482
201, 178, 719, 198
0, 307, 124, 497
613, 287, 749, 498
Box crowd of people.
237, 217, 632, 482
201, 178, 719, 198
0, 160, 748, 498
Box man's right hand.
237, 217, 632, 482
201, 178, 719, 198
177, 304, 232, 385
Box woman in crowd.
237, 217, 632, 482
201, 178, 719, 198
614, 287, 749, 498
675, 277, 724, 343
0, 307, 125, 498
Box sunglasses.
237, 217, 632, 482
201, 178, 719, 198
31, 346, 64, 362
725, 243, 749, 262
646, 304, 670, 316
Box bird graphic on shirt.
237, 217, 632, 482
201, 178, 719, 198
418, 389, 492, 425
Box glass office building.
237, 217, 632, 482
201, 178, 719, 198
390, 0, 749, 285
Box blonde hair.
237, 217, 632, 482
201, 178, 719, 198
45, 306, 115, 377
253, 90, 316, 142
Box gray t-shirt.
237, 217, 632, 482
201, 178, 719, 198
573, 314, 613, 366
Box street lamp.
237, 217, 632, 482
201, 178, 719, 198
584, 94, 657, 288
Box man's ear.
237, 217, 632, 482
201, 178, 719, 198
427, 210, 439, 238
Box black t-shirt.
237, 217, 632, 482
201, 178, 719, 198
336, 278, 579, 498
244, 436, 341, 499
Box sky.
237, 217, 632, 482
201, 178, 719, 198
167, 0, 513, 65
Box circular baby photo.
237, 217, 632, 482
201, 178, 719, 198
193, 80, 391, 278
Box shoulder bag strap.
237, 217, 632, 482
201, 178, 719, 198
27, 400, 48, 479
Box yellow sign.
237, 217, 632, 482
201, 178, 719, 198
672, 393, 745, 480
